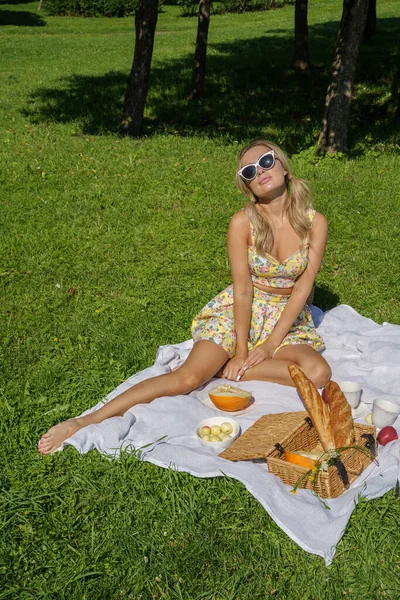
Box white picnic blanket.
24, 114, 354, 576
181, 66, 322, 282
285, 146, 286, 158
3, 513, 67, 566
62, 305, 400, 565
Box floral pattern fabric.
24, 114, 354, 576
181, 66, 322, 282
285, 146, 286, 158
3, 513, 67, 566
248, 208, 316, 289
191, 285, 325, 358
191, 208, 324, 357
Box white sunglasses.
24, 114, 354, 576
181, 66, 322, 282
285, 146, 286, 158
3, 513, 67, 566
238, 150, 275, 181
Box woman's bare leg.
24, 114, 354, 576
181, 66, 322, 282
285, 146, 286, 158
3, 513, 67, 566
241, 344, 331, 388
38, 341, 229, 454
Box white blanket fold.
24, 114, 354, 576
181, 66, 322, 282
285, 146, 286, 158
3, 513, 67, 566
62, 305, 400, 565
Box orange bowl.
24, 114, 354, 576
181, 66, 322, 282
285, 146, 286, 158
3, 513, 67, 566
208, 384, 252, 412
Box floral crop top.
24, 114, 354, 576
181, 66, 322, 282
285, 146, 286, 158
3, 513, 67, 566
247, 208, 315, 289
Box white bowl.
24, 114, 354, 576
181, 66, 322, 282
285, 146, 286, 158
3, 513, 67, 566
196, 417, 240, 451
338, 380, 362, 409
372, 398, 400, 428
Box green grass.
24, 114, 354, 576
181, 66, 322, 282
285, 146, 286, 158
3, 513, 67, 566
1, 1, 400, 598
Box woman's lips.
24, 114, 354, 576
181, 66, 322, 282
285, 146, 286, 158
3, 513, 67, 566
259, 176, 272, 184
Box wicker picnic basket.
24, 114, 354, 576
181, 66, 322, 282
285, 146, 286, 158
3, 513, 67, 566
220, 412, 377, 499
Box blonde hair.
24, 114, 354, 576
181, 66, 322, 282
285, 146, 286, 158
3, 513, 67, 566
236, 138, 312, 256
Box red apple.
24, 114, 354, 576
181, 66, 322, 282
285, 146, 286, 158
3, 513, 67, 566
377, 426, 399, 446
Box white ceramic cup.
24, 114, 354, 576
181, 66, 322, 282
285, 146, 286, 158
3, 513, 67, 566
338, 381, 362, 409
372, 398, 400, 428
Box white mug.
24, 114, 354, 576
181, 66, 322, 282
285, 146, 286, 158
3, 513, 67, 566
338, 381, 362, 409
372, 398, 400, 428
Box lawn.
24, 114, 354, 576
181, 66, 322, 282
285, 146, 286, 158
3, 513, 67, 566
1, 1, 400, 598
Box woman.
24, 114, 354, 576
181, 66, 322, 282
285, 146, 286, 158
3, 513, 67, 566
38, 139, 331, 454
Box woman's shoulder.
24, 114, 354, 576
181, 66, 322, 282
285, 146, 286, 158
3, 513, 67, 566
229, 208, 251, 229
307, 207, 327, 226
309, 210, 328, 243
228, 209, 252, 244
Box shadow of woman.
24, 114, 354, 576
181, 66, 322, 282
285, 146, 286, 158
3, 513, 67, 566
313, 285, 340, 312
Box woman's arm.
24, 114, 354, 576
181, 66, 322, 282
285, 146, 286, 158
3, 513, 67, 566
222, 211, 253, 381
268, 212, 328, 348
244, 212, 328, 368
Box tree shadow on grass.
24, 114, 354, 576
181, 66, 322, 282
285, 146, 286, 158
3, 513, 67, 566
25, 70, 124, 133
24, 17, 399, 152
0, 0, 35, 4
0, 8, 46, 26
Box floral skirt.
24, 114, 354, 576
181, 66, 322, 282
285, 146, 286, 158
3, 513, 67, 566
191, 285, 325, 358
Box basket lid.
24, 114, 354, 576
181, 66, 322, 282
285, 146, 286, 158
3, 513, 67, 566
219, 411, 308, 461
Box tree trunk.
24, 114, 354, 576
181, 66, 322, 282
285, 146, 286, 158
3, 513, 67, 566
363, 0, 377, 42
293, 0, 310, 71
389, 55, 399, 118
189, 0, 211, 99
317, 0, 369, 154
121, 0, 159, 137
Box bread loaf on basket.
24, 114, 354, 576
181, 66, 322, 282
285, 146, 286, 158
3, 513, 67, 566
288, 364, 355, 450
325, 380, 355, 447
288, 364, 335, 451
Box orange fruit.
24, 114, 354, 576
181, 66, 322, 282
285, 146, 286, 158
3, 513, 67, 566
208, 384, 252, 412
284, 450, 322, 469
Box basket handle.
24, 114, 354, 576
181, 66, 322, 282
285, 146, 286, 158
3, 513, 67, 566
274, 443, 285, 456
304, 416, 313, 430
334, 459, 349, 489
361, 433, 376, 456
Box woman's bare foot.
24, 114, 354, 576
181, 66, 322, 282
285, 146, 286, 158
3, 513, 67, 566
38, 418, 83, 455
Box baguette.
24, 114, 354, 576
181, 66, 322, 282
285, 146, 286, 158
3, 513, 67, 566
325, 381, 355, 448
288, 364, 336, 451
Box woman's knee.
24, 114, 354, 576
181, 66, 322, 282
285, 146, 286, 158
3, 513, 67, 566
172, 369, 204, 394
308, 360, 332, 389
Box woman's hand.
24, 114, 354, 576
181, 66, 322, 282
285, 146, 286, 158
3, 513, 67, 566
222, 354, 248, 382
241, 340, 277, 373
